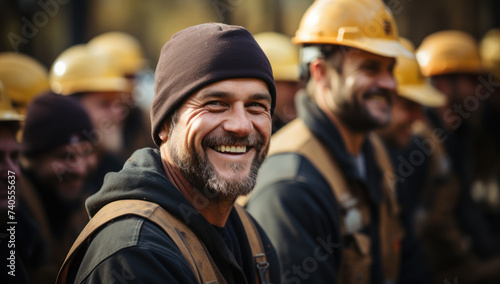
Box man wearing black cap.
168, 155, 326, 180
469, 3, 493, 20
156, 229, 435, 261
57, 23, 280, 284
0, 83, 45, 284
19, 92, 97, 282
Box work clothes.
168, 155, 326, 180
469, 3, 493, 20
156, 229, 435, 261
62, 148, 281, 284
246, 95, 403, 284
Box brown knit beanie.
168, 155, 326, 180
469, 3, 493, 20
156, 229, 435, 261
151, 23, 276, 147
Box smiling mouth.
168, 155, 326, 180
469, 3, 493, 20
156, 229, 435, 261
212, 145, 250, 154
370, 95, 388, 102
364, 91, 393, 105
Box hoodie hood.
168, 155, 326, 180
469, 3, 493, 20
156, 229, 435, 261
87, 148, 185, 218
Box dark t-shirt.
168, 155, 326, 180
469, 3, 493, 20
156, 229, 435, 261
213, 220, 244, 270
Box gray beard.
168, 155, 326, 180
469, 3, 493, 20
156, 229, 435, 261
167, 126, 267, 203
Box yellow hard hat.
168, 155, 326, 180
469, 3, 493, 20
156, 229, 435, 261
479, 28, 500, 79
0, 81, 24, 122
49, 44, 131, 95
254, 32, 300, 82
0, 52, 49, 113
293, 0, 412, 58
88, 31, 147, 76
395, 38, 446, 107
416, 30, 485, 77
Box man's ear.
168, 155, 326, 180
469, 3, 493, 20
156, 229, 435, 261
309, 58, 329, 87
158, 123, 169, 142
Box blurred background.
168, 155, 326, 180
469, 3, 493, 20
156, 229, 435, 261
1, 0, 499, 70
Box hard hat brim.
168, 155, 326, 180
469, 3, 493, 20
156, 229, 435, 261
0, 110, 24, 122
273, 65, 301, 82
398, 83, 446, 108
293, 36, 415, 59
51, 77, 131, 96
419, 61, 487, 77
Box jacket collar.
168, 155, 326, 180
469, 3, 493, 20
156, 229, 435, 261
297, 94, 383, 207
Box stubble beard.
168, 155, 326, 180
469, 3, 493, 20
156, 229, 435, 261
336, 88, 393, 133
168, 126, 268, 203
338, 104, 390, 132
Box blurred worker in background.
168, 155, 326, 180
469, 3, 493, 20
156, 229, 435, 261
416, 30, 500, 283
19, 92, 97, 283
254, 32, 303, 132
0, 52, 49, 114
476, 28, 500, 258
376, 38, 446, 284
0, 82, 24, 221
88, 31, 155, 159
0, 81, 46, 284
244, 0, 412, 283
49, 44, 131, 194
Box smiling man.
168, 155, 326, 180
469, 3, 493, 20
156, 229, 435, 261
243, 0, 412, 283
57, 23, 280, 284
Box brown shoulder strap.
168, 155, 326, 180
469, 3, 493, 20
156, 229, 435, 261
412, 119, 448, 177
234, 204, 270, 284
368, 133, 400, 214
369, 133, 396, 192
56, 199, 225, 284
369, 133, 404, 281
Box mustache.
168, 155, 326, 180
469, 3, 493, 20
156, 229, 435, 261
202, 133, 265, 149
53, 168, 86, 183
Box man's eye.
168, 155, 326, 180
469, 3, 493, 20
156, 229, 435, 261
10, 152, 19, 164
247, 102, 268, 111
362, 64, 379, 73
249, 102, 264, 107
205, 101, 223, 106
388, 63, 396, 74
204, 101, 227, 111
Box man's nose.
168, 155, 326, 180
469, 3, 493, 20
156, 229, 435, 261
410, 105, 424, 122
222, 105, 253, 137
68, 155, 90, 177
378, 71, 397, 91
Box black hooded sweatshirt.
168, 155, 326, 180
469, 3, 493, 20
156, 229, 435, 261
65, 148, 281, 284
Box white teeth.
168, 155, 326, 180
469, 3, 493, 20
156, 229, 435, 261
371, 95, 386, 102
215, 145, 247, 153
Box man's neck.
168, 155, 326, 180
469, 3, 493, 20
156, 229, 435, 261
180, 188, 234, 227
160, 146, 233, 227
198, 200, 234, 228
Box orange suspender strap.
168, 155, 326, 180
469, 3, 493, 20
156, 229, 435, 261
368, 133, 403, 281
368, 133, 397, 194
57, 199, 225, 284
